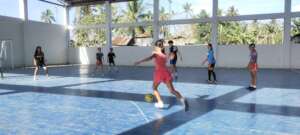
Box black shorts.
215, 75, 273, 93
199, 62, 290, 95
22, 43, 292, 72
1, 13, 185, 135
109, 60, 115, 65
170, 59, 177, 65
37, 63, 46, 69
209, 63, 215, 69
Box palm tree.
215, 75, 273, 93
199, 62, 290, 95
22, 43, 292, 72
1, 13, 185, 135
159, 7, 172, 38
41, 9, 56, 24
182, 2, 193, 18
226, 6, 238, 16
196, 10, 211, 43
168, 0, 173, 15
123, 0, 144, 44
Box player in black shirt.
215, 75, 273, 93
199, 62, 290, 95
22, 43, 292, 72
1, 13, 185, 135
94, 47, 104, 76
168, 40, 182, 80
107, 48, 117, 72
33, 46, 49, 80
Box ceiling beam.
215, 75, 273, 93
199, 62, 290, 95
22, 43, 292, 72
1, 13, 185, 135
39, 0, 66, 7
64, 0, 134, 7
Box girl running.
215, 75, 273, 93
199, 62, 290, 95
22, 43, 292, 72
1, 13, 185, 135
134, 39, 189, 111
33, 46, 49, 80
248, 43, 258, 90
202, 43, 217, 83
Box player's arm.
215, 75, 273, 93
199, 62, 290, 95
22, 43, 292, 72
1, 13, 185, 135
134, 54, 155, 65
33, 58, 37, 66
202, 56, 208, 65
33, 55, 37, 66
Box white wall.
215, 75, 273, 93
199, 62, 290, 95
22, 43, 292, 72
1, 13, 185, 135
24, 21, 67, 66
291, 45, 300, 69
68, 46, 154, 66
0, 16, 24, 67
218, 45, 287, 68
67, 44, 300, 69
0, 15, 68, 67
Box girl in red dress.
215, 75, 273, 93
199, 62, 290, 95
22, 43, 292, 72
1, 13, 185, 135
134, 39, 189, 111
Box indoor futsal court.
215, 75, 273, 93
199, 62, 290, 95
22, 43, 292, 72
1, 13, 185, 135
1, 0, 300, 135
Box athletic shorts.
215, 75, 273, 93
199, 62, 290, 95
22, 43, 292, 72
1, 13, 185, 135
96, 59, 103, 65
109, 59, 115, 65
37, 63, 46, 70
208, 63, 215, 69
249, 63, 258, 71
170, 59, 177, 65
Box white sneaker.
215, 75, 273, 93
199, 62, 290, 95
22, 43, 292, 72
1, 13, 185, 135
154, 102, 164, 109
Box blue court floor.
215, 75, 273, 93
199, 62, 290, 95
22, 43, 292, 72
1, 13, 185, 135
0, 65, 300, 135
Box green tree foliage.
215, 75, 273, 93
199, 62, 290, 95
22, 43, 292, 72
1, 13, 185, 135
72, 5, 106, 47
182, 2, 193, 18
41, 9, 56, 24
195, 10, 211, 43
292, 18, 300, 36
217, 6, 283, 45
112, 0, 153, 45
160, 7, 172, 38
71, 2, 289, 47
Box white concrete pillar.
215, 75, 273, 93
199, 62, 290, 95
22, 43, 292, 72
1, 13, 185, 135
19, 0, 28, 21
153, 0, 159, 42
211, 0, 219, 64
283, 0, 292, 68
105, 1, 112, 49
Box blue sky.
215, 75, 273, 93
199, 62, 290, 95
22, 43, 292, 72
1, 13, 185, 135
0, 0, 64, 24
0, 0, 300, 25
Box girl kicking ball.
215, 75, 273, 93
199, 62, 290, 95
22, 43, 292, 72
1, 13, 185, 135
134, 39, 189, 111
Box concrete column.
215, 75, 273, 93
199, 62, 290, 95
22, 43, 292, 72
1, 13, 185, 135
105, 1, 112, 49
211, 0, 218, 65
153, 0, 159, 42
283, 0, 291, 68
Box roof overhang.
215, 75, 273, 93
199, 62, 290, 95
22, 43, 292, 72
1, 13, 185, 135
63, 0, 134, 7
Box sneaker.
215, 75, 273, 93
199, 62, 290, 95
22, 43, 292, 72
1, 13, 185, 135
247, 86, 256, 91
180, 98, 189, 112
154, 102, 164, 109
207, 80, 213, 84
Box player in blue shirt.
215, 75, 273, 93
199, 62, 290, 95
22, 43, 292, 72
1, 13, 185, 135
202, 43, 217, 83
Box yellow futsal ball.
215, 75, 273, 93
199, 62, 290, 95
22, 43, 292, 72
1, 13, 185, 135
145, 94, 154, 103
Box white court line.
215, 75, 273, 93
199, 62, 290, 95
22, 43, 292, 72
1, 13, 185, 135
130, 101, 150, 123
